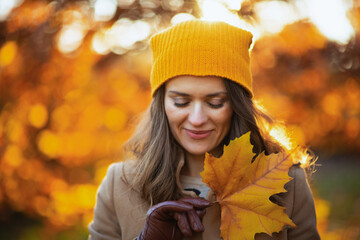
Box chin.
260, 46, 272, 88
183, 145, 212, 156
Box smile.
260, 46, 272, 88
184, 129, 213, 140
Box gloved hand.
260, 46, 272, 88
137, 198, 212, 240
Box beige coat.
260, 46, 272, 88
88, 158, 320, 240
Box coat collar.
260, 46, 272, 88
175, 151, 216, 201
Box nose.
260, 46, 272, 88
188, 102, 208, 126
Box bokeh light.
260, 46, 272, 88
171, 13, 196, 24
58, 22, 87, 53
0, 0, 24, 21
91, 18, 151, 55
28, 103, 48, 129
199, 0, 251, 31
294, 0, 355, 44
254, 1, 299, 35
94, 0, 117, 22
0, 41, 17, 67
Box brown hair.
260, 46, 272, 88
125, 79, 283, 205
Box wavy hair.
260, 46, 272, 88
125, 79, 283, 205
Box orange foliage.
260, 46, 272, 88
0, 2, 151, 230
252, 20, 360, 152
277, 21, 327, 56
6, 1, 54, 33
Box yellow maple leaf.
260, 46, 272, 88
201, 132, 295, 240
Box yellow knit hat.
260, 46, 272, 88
150, 20, 254, 97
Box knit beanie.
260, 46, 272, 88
149, 20, 254, 97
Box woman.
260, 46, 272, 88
89, 20, 320, 240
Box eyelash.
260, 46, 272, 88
174, 102, 224, 108
174, 102, 189, 107
208, 103, 224, 108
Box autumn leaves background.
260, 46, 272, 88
0, 0, 360, 239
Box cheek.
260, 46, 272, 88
165, 101, 175, 122
165, 101, 183, 128
216, 106, 233, 130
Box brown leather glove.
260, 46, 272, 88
137, 198, 212, 240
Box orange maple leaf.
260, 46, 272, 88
201, 132, 295, 240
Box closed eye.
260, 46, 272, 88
208, 102, 224, 108
174, 102, 189, 107
172, 96, 190, 107
207, 98, 225, 108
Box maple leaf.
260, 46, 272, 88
201, 132, 295, 240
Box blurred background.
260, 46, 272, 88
0, 0, 359, 239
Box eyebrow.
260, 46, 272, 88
168, 91, 227, 97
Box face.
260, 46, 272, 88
164, 75, 233, 157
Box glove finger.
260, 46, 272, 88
187, 209, 205, 232
179, 198, 213, 209
148, 201, 193, 219
174, 212, 193, 237
195, 209, 206, 219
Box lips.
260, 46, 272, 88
185, 129, 213, 140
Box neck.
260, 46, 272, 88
181, 153, 205, 178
